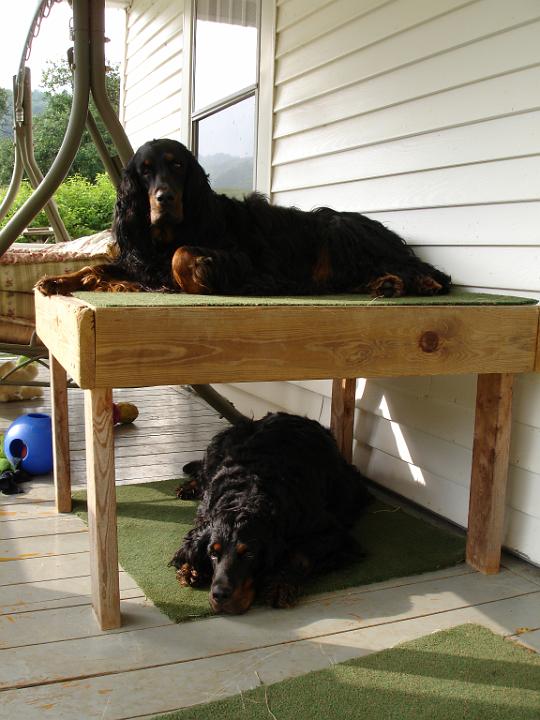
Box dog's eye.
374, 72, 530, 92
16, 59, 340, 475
172, 161, 182, 169
236, 543, 248, 556
209, 542, 222, 559
141, 165, 152, 175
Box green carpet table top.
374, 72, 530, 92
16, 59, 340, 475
73, 288, 537, 308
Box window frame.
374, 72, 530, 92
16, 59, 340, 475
181, 0, 275, 197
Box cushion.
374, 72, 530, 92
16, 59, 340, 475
0, 291, 35, 321
0, 229, 117, 293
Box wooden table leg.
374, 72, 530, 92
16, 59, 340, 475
50, 354, 72, 513
84, 387, 121, 630
466, 373, 514, 574
330, 378, 357, 463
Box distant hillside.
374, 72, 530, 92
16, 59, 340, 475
0, 89, 47, 138
199, 153, 253, 195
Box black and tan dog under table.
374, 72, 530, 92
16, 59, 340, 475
34, 289, 539, 630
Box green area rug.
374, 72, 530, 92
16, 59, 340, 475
73, 478, 464, 623
151, 624, 540, 720
74, 288, 537, 308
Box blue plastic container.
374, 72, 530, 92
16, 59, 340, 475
3, 413, 53, 475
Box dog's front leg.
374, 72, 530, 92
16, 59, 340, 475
168, 526, 212, 588
171, 246, 253, 294
35, 263, 146, 296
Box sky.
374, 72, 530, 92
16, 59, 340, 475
0, 1, 125, 91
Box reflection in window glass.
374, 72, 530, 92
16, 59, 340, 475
197, 96, 255, 197
194, 0, 258, 111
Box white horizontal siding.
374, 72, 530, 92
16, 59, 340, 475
410, 246, 540, 293
274, 156, 540, 213
367, 204, 540, 247
274, 22, 540, 137
122, 0, 184, 149
272, 65, 540, 164
272, 111, 540, 193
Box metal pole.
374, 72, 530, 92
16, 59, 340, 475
0, 0, 90, 255
0, 144, 24, 224
18, 69, 70, 243
89, 0, 133, 166
85, 108, 122, 188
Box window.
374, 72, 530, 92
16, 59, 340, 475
191, 0, 259, 197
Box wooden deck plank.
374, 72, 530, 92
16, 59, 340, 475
0, 597, 171, 650
0, 500, 57, 517
0, 531, 89, 561
1, 569, 537, 691
0, 572, 140, 610
2, 589, 539, 720
0, 588, 144, 617
1, 552, 96, 586
1, 515, 86, 539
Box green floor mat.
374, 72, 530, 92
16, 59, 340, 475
151, 624, 540, 720
73, 478, 465, 623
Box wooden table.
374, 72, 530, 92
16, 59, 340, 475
34, 292, 539, 630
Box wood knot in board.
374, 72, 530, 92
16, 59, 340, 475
419, 331, 439, 353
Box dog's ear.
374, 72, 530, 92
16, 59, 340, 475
113, 159, 150, 257
182, 149, 212, 221
185, 525, 212, 569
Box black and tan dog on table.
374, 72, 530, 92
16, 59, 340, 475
36, 138, 450, 298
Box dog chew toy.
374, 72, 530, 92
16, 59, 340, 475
112, 402, 139, 425
3, 413, 53, 475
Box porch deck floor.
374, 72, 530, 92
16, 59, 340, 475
1, 380, 539, 719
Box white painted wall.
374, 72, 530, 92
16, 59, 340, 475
122, 0, 184, 149
218, 0, 540, 565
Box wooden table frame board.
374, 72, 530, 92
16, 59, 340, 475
34, 292, 540, 630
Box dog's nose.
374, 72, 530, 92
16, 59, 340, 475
211, 583, 232, 601
156, 189, 173, 205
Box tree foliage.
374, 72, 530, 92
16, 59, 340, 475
0, 59, 121, 239
0, 174, 116, 239
32, 59, 121, 182
0, 88, 8, 121
0, 59, 121, 185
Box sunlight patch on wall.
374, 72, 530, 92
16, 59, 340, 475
379, 395, 426, 486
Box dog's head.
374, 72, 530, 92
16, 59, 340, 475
113, 139, 211, 252
205, 513, 271, 614
131, 139, 188, 225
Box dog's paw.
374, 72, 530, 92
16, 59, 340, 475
262, 579, 300, 609
175, 478, 201, 500
368, 274, 405, 298
34, 276, 72, 297
414, 275, 443, 296
174, 562, 202, 587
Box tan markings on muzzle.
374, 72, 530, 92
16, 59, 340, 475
149, 190, 183, 225
210, 577, 255, 614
